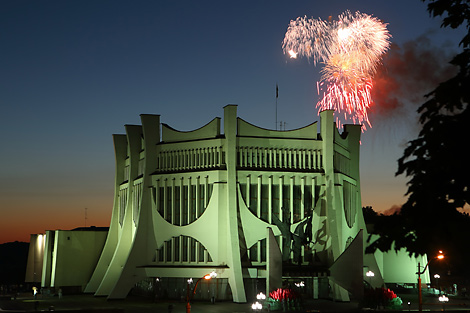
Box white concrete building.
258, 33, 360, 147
81, 105, 427, 302
25, 228, 107, 293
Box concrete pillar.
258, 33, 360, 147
106, 115, 161, 299
84, 134, 127, 293
223, 104, 247, 303
320, 110, 341, 264
94, 125, 142, 297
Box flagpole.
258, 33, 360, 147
275, 83, 278, 130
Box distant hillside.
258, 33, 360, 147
0, 241, 29, 284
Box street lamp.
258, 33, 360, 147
434, 274, 441, 295
251, 301, 263, 311
417, 250, 445, 313
439, 294, 449, 311
366, 270, 374, 288
251, 292, 266, 311
186, 271, 217, 313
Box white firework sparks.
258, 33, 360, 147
282, 10, 391, 130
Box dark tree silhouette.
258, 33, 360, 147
362, 206, 379, 224
367, 0, 470, 275
0, 241, 29, 285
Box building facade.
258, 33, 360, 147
83, 105, 424, 302
25, 234, 46, 284
25, 228, 107, 293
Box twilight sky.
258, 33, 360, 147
0, 0, 465, 244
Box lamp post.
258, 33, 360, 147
366, 270, 375, 288
439, 294, 449, 311
417, 251, 445, 313
252, 301, 263, 311
251, 292, 266, 311
186, 271, 217, 313
434, 274, 441, 295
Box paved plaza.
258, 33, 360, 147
0, 292, 358, 313
2, 292, 470, 312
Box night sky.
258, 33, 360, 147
0, 0, 465, 243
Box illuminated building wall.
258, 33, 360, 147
25, 234, 46, 283
374, 244, 430, 285
41, 228, 107, 291
25, 228, 107, 292
84, 105, 423, 302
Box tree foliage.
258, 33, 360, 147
367, 0, 470, 273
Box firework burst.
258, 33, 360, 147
282, 10, 390, 130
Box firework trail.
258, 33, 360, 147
282, 11, 391, 130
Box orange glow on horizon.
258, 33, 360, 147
0, 202, 112, 244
